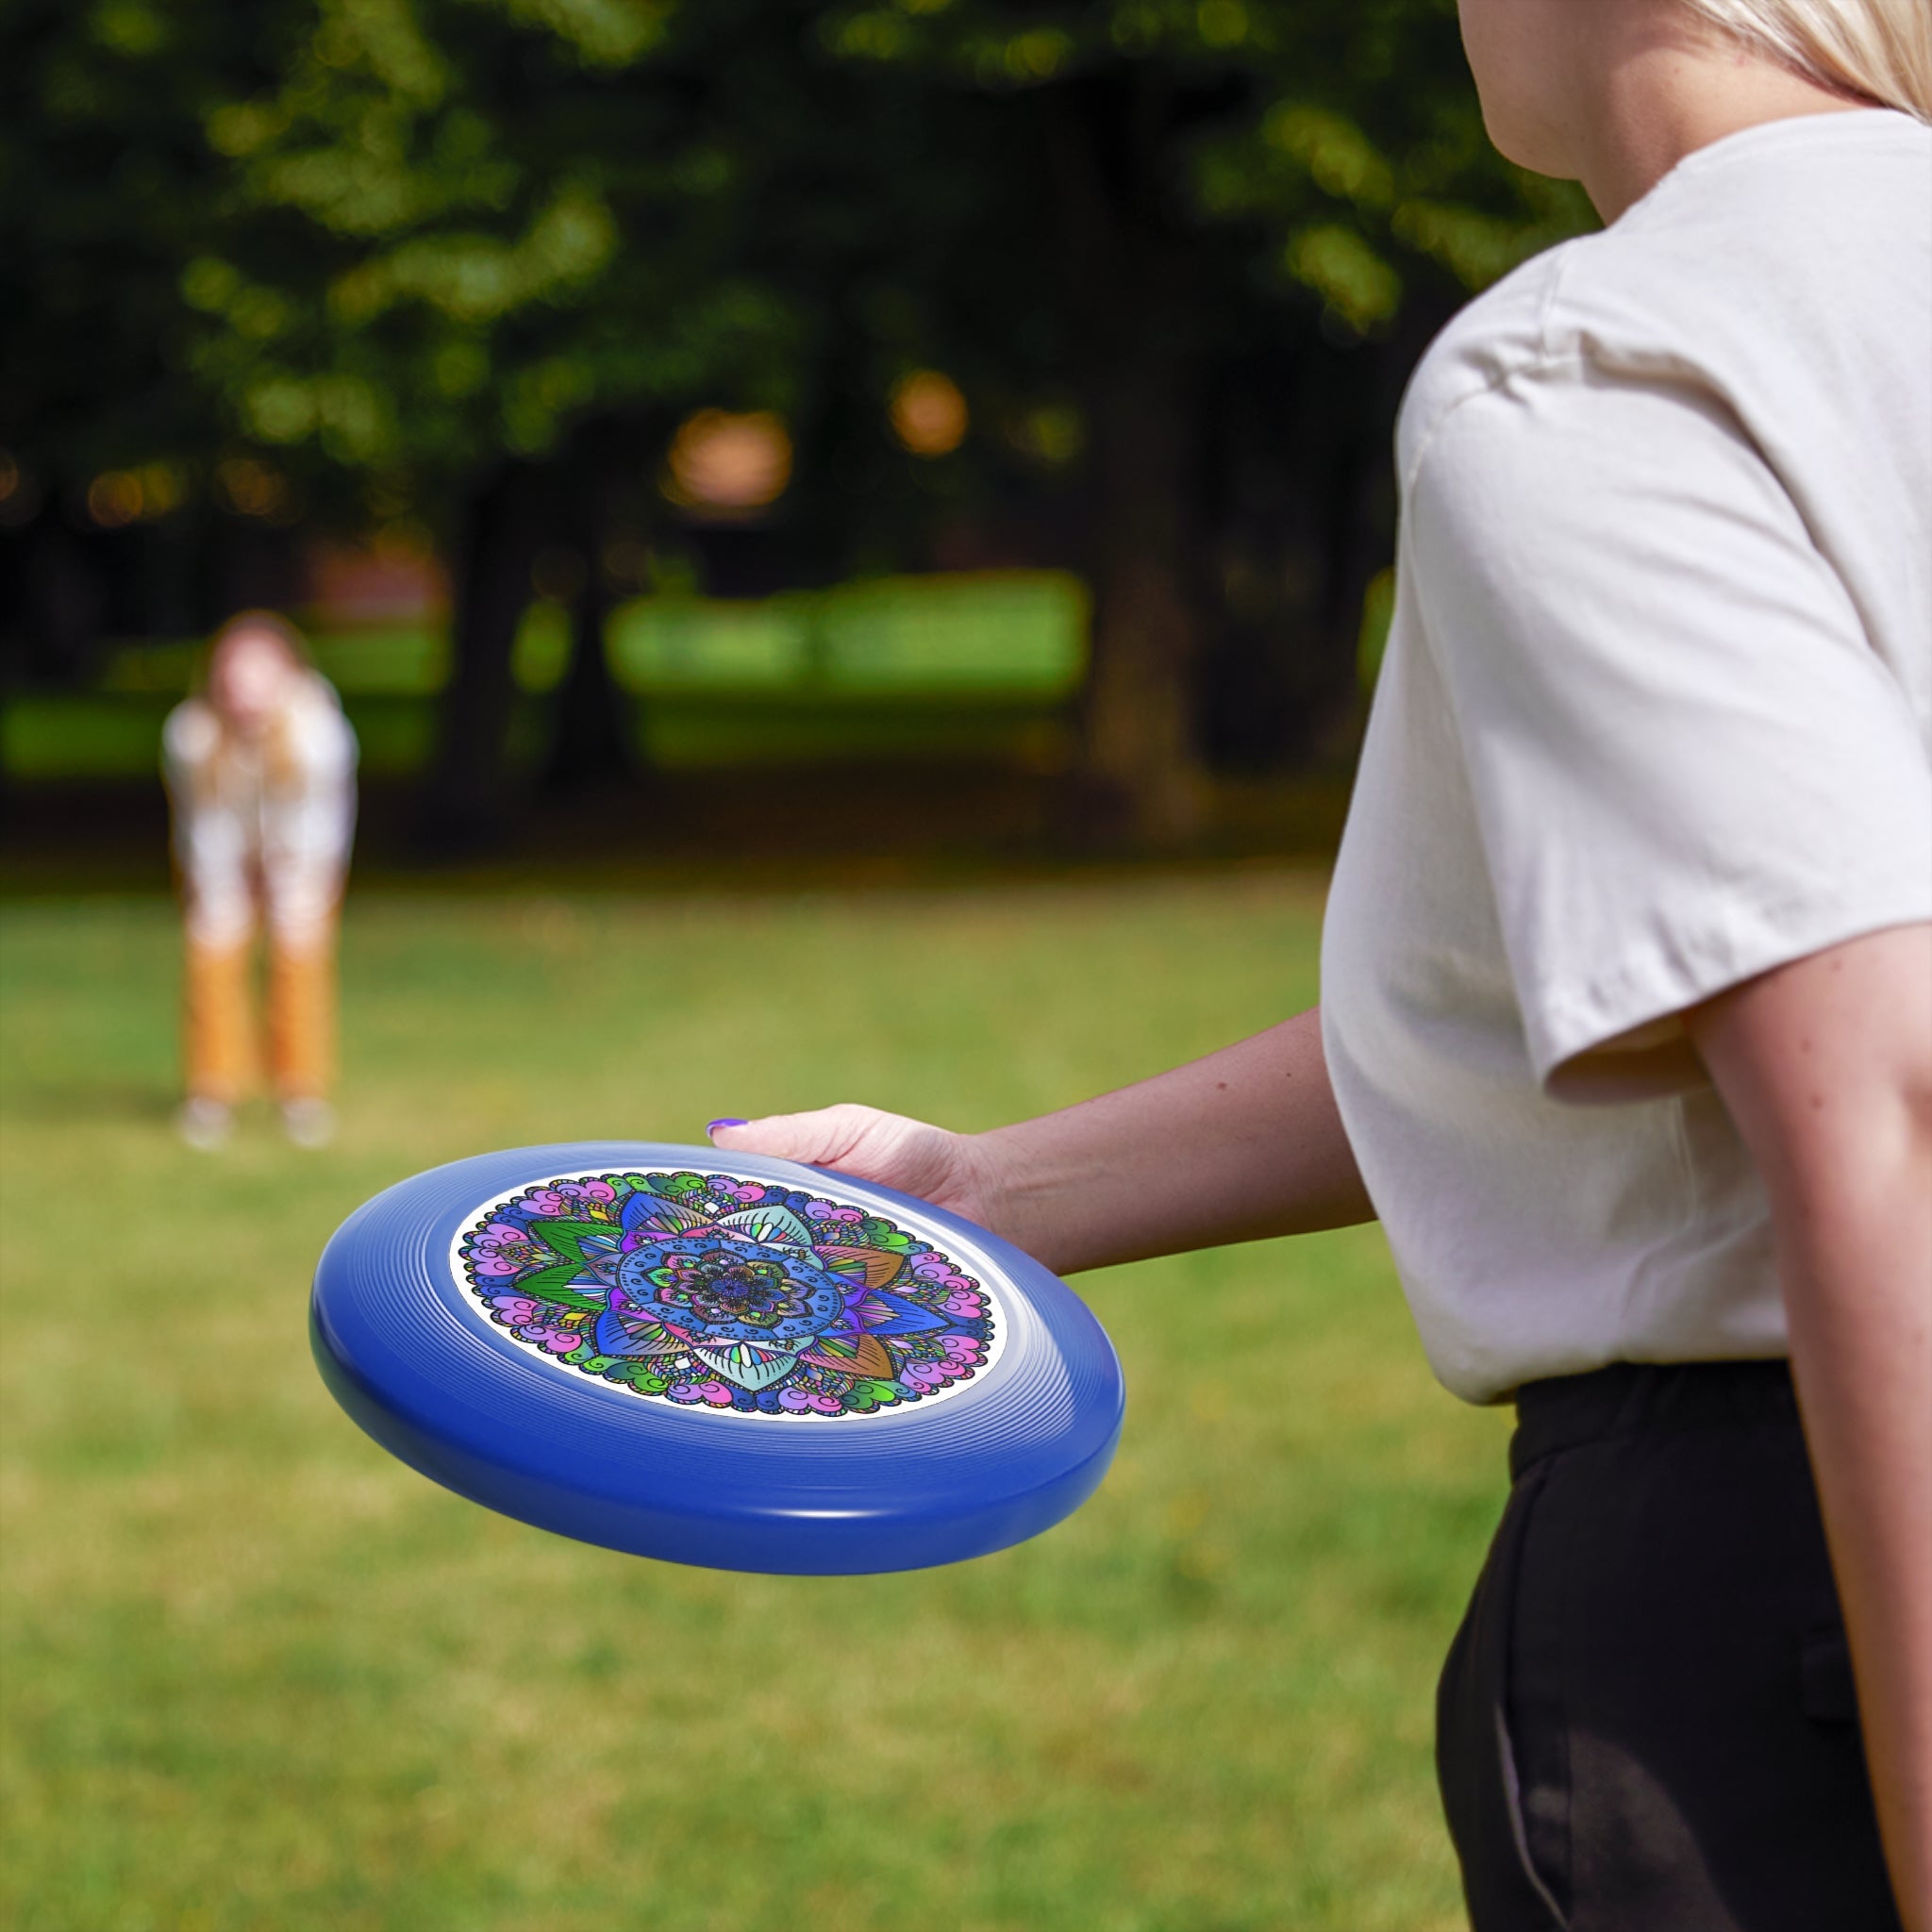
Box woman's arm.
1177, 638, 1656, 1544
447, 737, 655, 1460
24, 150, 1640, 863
1688, 923, 1932, 1932
710, 1005, 1374, 1275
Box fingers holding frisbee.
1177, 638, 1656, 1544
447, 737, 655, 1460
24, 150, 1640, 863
707, 1105, 993, 1225
311, 1141, 1124, 1574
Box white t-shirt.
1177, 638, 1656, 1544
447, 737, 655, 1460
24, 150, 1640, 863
1322, 109, 1932, 1405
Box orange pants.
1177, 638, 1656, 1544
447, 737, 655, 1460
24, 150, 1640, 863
184, 923, 337, 1105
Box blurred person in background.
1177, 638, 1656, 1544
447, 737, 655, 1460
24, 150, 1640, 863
710, 0, 1932, 1926
163, 611, 358, 1151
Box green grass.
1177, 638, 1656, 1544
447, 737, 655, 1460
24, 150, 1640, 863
0, 875, 1506, 1931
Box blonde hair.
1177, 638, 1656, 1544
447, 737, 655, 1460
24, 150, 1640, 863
1682, 0, 1932, 120
199, 610, 318, 794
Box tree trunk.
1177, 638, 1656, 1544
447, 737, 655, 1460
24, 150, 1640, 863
12, 508, 107, 687
541, 552, 633, 797
1045, 75, 1210, 848
541, 417, 660, 799
1079, 361, 1206, 844
417, 460, 542, 858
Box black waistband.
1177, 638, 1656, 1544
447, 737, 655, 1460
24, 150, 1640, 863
1510, 1358, 1798, 1482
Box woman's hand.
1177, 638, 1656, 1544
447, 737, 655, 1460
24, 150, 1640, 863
709, 1106, 1011, 1233
707, 1007, 1373, 1276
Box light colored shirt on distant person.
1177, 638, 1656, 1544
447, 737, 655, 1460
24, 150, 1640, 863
163, 671, 358, 952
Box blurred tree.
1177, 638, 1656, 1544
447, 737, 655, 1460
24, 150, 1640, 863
165, 0, 792, 844
807, 0, 1592, 836
0, 0, 304, 681
4, 0, 1591, 843
150, 0, 940, 846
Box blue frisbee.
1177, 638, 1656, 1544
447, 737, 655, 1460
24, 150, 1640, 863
310, 1142, 1124, 1574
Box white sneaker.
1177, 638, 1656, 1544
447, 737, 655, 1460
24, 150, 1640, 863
175, 1096, 233, 1151
280, 1096, 337, 1149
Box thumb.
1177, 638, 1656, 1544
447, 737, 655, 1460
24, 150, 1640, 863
708, 1106, 986, 1221
707, 1104, 879, 1168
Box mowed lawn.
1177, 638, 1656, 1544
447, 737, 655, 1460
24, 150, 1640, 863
0, 874, 1508, 1932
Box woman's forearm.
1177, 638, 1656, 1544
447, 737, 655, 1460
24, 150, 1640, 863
1781, 1177, 1932, 1932
970, 1005, 1375, 1275
1692, 924, 1932, 1930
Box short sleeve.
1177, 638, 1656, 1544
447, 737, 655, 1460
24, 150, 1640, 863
1408, 363, 1932, 1098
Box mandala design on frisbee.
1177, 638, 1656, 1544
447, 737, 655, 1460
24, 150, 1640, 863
453, 1172, 1002, 1419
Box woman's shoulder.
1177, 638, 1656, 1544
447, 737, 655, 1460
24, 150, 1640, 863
1393, 206, 1768, 490
283, 672, 358, 768
1395, 242, 1583, 484
1398, 110, 1931, 490
291, 666, 346, 716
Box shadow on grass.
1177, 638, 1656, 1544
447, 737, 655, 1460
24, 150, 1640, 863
1, 765, 1357, 899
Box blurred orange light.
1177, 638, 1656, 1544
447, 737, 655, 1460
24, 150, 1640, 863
87, 471, 144, 528
0, 451, 19, 503
215, 457, 291, 521
891, 371, 969, 458
663, 409, 792, 514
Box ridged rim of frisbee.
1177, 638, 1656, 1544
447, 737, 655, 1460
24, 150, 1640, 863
310, 1141, 1125, 1574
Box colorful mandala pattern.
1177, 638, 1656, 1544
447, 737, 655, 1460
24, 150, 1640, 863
455, 1171, 999, 1419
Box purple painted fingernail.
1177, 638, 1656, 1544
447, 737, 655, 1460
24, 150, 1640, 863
707, 1118, 748, 1135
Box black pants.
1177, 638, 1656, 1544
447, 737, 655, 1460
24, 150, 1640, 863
1436, 1360, 1900, 1932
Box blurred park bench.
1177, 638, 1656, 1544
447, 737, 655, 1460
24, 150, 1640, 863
2, 570, 1088, 781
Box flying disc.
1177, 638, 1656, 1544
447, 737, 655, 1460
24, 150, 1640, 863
310, 1141, 1124, 1574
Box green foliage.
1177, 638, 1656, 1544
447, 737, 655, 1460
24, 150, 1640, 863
808, 0, 1591, 326
165, 0, 798, 496
2, 1, 271, 484
6, 0, 1592, 521
0, 879, 1509, 1929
